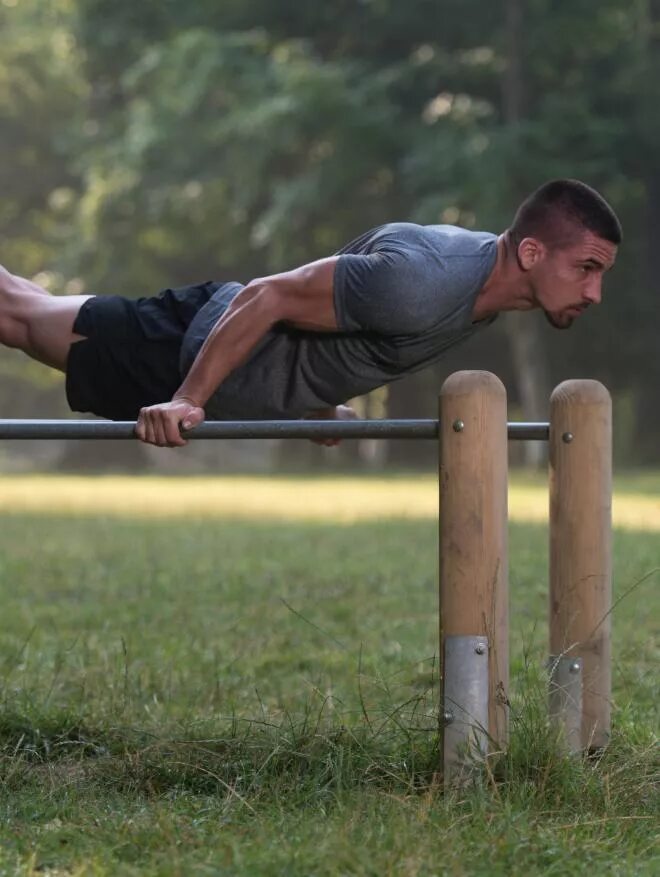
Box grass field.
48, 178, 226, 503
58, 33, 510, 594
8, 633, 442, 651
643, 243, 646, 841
0, 473, 657, 875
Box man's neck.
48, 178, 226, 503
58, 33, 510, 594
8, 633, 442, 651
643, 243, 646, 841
471, 232, 535, 321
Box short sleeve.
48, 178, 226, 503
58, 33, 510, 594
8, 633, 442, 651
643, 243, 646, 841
333, 249, 438, 335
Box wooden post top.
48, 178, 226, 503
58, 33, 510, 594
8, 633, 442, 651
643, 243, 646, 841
550, 379, 611, 406
440, 370, 506, 400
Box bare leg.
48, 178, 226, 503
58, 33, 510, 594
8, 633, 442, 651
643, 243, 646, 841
0, 266, 92, 372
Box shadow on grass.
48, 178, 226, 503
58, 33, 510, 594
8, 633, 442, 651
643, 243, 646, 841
0, 663, 656, 826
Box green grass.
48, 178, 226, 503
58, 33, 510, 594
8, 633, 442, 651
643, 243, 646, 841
0, 476, 657, 875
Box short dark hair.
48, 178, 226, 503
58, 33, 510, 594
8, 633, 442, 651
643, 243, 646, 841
509, 179, 622, 249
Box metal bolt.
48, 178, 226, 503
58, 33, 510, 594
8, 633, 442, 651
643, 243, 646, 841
443, 709, 454, 726
475, 643, 486, 655
452, 419, 464, 433
562, 431, 574, 444
569, 661, 581, 673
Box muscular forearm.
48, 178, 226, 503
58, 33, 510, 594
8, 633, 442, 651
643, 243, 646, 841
136, 257, 340, 448
173, 259, 339, 408
173, 283, 277, 407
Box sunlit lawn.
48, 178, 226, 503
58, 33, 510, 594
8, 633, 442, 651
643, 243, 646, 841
0, 469, 657, 528
0, 473, 657, 875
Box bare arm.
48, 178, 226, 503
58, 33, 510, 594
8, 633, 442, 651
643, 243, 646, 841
135, 256, 340, 447
176, 257, 339, 408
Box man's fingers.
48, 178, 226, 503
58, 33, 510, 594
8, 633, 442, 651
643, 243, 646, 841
135, 404, 197, 447
336, 405, 357, 421
143, 411, 156, 446
146, 411, 165, 447
164, 414, 187, 447
155, 414, 185, 448
181, 406, 205, 431
156, 413, 171, 448
152, 416, 168, 448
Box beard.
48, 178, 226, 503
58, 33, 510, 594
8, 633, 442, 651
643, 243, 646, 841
543, 309, 575, 330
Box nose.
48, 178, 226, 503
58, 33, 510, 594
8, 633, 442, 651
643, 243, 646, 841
584, 280, 602, 306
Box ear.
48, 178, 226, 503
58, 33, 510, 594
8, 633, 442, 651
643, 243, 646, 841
517, 237, 545, 271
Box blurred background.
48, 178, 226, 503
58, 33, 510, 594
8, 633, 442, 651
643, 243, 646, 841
1, 0, 658, 472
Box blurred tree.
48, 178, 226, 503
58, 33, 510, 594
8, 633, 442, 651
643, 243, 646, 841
67, 0, 660, 463
627, 0, 660, 462
499, 0, 550, 467
1, 0, 657, 464
404, 0, 654, 459
0, 0, 84, 276
0, 0, 85, 418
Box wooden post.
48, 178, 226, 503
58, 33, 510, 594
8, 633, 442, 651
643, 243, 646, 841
549, 380, 612, 751
439, 371, 509, 776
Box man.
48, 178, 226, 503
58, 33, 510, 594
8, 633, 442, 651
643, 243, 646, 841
0, 179, 620, 447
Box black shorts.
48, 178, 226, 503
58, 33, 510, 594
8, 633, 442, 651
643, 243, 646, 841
66, 282, 223, 420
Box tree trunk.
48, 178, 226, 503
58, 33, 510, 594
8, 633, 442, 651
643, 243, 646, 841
635, 0, 660, 462
385, 371, 437, 467
504, 311, 552, 465
501, 0, 551, 467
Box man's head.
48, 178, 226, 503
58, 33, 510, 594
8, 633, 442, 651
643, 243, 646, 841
509, 179, 621, 329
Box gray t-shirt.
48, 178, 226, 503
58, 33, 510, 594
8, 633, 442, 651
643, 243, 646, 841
180, 223, 498, 419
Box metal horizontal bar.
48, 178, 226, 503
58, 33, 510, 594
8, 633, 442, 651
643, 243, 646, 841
508, 422, 550, 441
0, 419, 549, 441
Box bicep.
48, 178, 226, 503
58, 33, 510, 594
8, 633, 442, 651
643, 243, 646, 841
256, 248, 432, 335
268, 257, 340, 331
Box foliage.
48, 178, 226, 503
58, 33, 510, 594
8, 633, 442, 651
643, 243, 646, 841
0, 1, 658, 461
0, 0, 84, 276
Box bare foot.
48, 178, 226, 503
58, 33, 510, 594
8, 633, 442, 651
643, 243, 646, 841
0, 265, 49, 297
0, 265, 15, 293
307, 404, 357, 446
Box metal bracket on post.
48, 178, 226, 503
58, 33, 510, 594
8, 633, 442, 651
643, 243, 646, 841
443, 635, 489, 778
548, 655, 583, 754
